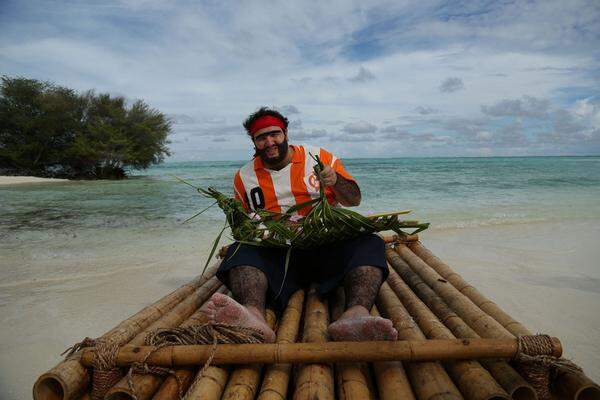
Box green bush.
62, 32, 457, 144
0, 76, 171, 179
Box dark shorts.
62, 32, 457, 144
216, 234, 388, 312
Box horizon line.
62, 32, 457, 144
162, 154, 600, 163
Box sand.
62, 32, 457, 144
0, 220, 599, 399
0, 176, 71, 185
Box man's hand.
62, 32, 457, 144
320, 165, 338, 187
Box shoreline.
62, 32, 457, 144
0, 175, 71, 186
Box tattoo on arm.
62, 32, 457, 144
332, 173, 361, 206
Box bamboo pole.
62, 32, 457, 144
385, 249, 536, 400
385, 266, 509, 400
293, 284, 335, 400
395, 244, 514, 341
257, 289, 305, 400
104, 278, 223, 400
78, 336, 562, 367
182, 362, 230, 400
377, 281, 464, 400
151, 286, 229, 400
220, 309, 278, 400
330, 287, 374, 400
33, 262, 221, 400
408, 242, 600, 400
370, 305, 416, 400
381, 234, 419, 244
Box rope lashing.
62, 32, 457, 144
129, 323, 264, 400
514, 334, 583, 400
62, 337, 123, 400
63, 324, 264, 400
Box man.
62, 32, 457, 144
201, 107, 398, 343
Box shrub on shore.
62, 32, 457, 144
0, 76, 171, 179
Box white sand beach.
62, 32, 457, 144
0, 220, 598, 399
0, 176, 71, 186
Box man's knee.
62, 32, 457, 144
345, 265, 384, 286
228, 265, 268, 286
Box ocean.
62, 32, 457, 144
2, 155, 600, 288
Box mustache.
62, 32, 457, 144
256, 139, 288, 163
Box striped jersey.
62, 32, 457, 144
233, 144, 355, 215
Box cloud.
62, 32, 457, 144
331, 134, 375, 142
439, 77, 464, 93
280, 105, 300, 115
349, 66, 376, 82
293, 128, 329, 141
288, 119, 303, 129
481, 96, 550, 118
542, 109, 599, 144
379, 125, 412, 139
1, 1, 599, 159
571, 98, 600, 129
168, 113, 195, 124
413, 106, 439, 115
172, 124, 242, 137
342, 121, 378, 134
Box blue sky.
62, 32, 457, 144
1, 0, 599, 160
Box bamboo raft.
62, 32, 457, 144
34, 235, 600, 400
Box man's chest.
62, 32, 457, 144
243, 166, 322, 211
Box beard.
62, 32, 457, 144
256, 138, 289, 165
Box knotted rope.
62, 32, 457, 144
514, 334, 583, 400
62, 337, 123, 400
63, 324, 264, 400
125, 323, 264, 400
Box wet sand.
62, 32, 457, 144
0, 176, 71, 186
0, 220, 599, 399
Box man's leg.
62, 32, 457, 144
201, 265, 276, 342
327, 265, 398, 341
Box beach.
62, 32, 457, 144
0, 176, 71, 186
1, 157, 599, 399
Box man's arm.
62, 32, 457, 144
320, 165, 361, 207
332, 173, 361, 207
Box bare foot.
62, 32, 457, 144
200, 293, 276, 343
328, 305, 398, 342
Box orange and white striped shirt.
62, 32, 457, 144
233, 145, 356, 215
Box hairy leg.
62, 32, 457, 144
328, 266, 397, 341
344, 265, 383, 310
228, 265, 268, 313
201, 265, 276, 342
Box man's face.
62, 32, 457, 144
252, 125, 288, 164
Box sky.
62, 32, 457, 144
1, 0, 599, 161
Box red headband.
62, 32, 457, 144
249, 115, 286, 135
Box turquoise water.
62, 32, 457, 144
2, 156, 600, 234
2, 156, 600, 286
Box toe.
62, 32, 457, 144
211, 293, 231, 307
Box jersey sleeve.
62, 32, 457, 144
318, 147, 355, 182
233, 170, 250, 211
332, 157, 355, 182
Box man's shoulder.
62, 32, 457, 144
235, 159, 255, 178
293, 143, 333, 157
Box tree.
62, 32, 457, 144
0, 76, 171, 179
